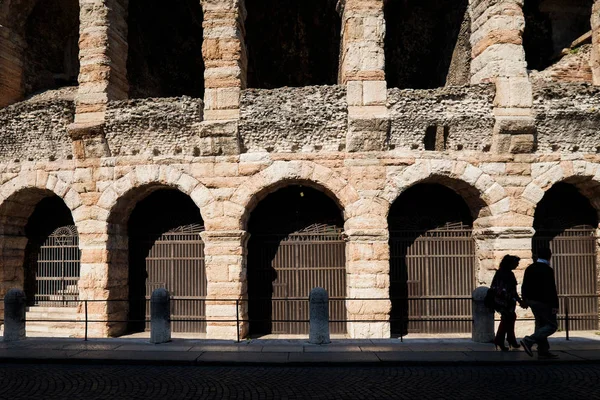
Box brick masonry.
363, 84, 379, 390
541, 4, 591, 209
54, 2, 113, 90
0, 0, 599, 339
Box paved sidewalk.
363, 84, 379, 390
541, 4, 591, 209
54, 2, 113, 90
1, 332, 600, 366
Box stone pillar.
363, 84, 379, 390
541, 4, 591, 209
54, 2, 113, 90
592, 0, 600, 85
77, 221, 128, 337
309, 287, 331, 344
340, 0, 389, 152
201, 230, 249, 340
472, 286, 494, 343
345, 228, 391, 338
150, 288, 171, 344
197, 0, 246, 156
69, 0, 129, 159
3, 288, 26, 342
0, 26, 24, 108
470, 0, 535, 154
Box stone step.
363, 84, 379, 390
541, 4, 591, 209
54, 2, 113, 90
26, 306, 81, 314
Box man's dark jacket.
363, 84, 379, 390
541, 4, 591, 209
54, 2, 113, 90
521, 261, 559, 309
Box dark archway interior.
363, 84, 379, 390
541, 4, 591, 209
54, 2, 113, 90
388, 184, 473, 335
523, 0, 593, 71
533, 182, 597, 245
24, 195, 75, 305
24, 0, 79, 97
384, 0, 469, 89
245, 0, 341, 89
127, 189, 203, 332
247, 185, 344, 335
127, 0, 204, 98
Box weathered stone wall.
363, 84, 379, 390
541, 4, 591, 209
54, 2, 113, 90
0, 99, 74, 162
530, 44, 593, 83
239, 86, 348, 153
533, 81, 600, 152
387, 84, 495, 151
104, 97, 204, 157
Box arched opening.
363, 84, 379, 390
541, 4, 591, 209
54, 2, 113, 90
127, 189, 206, 334
23, 0, 79, 97
24, 196, 79, 308
127, 0, 204, 98
388, 183, 475, 335
523, 0, 593, 71
384, 0, 470, 89
532, 182, 598, 330
245, 0, 341, 89
247, 185, 346, 335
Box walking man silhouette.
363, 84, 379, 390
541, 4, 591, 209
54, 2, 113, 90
520, 247, 559, 359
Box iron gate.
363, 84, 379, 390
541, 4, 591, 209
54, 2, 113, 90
249, 224, 346, 335
533, 226, 598, 331
390, 223, 475, 334
36, 225, 80, 307
144, 224, 206, 333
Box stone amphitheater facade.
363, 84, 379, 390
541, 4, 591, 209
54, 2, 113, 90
0, 0, 599, 339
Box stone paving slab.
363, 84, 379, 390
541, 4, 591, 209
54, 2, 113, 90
196, 351, 289, 363
288, 352, 380, 363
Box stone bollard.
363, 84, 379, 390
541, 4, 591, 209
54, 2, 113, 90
472, 286, 495, 343
309, 287, 331, 344
150, 288, 171, 344
3, 289, 26, 342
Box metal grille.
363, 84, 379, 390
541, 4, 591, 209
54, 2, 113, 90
250, 224, 347, 334
533, 226, 598, 331
144, 224, 206, 333
390, 223, 475, 334
35, 225, 80, 307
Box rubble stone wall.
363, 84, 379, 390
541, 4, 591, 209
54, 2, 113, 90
104, 97, 204, 157
0, 99, 74, 162
533, 82, 600, 153
387, 84, 496, 151
239, 86, 348, 153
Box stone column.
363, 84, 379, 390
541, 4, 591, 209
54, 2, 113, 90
69, 0, 129, 159
345, 229, 391, 338
77, 219, 129, 337
0, 26, 24, 108
201, 230, 249, 340
340, 0, 389, 152
592, 0, 600, 85
470, 0, 535, 154
197, 0, 247, 156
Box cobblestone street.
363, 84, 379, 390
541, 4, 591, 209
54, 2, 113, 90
1, 363, 600, 400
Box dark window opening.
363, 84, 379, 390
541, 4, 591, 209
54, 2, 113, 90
384, 0, 470, 89
127, 0, 204, 98
523, 0, 593, 71
24, 0, 79, 97
127, 189, 204, 333
388, 184, 474, 335
247, 186, 345, 335
424, 126, 450, 151
245, 0, 341, 89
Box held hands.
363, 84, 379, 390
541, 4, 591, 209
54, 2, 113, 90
519, 300, 529, 309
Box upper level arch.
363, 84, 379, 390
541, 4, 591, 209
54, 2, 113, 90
244, 0, 341, 88
523, 0, 593, 72
127, 0, 204, 98
384, 0, 471, 89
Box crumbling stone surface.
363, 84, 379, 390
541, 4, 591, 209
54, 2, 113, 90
0, 98, 74, 162
239, 86, 347, 153
105, 97, 204, 157
530, 44, 593, 83
387, 84, 495, 151
533, 81, 600, 153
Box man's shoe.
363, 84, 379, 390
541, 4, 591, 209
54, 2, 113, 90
520, 339, 533, 357
538, 352, 559, 359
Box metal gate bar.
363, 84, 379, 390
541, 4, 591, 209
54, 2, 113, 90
35, 225, 80, 307
251, 224, 347, 334
533, 227, 598, 331
390, 224, 475, 334
144, 224, 206, 333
